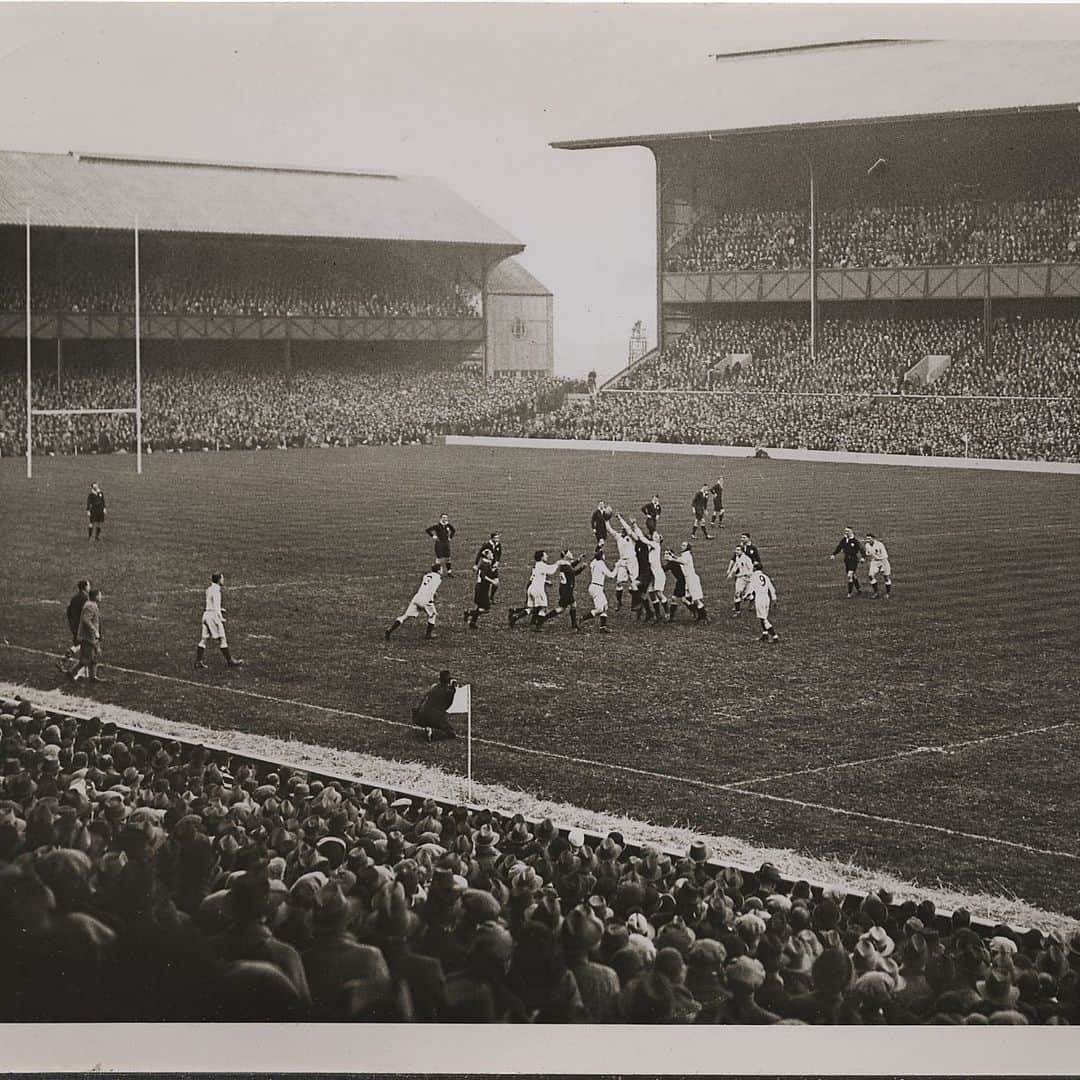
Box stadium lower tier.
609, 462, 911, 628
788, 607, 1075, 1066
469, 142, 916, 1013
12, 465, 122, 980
622, 314, 1080, 399
511, 393, 1080, 463
0, 358, 569, 454
1, 692, 1074, 1024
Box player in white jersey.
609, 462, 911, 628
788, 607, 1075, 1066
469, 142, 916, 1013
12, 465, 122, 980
579, 548, 617, 632
726, 548, 755, 615
746, 569, 779, 643
864, 534, 893, 599
605, 518, 640, 610
386, 570, 441, 640
195, 573, 244, 669
508, 550, 562, 630
666, 542, 709, 623
624, 517, 671, 622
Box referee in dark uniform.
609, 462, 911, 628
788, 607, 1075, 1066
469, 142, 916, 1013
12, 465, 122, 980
86, 483, 106, 541
831, 527, 864, 596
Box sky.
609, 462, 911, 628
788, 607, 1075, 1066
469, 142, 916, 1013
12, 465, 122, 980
2, 3, 1080, 377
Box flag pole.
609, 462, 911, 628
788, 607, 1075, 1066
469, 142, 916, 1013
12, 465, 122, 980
466, 693, 473, 803
25, 208, 31, 479
134, 220, 142, 474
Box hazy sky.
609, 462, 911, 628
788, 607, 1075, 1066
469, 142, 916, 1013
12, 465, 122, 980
1, 3, 1079, 376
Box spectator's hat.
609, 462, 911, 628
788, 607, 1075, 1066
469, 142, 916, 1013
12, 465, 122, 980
854, 970, 897, 1007
535, 818, 556, 844
789, 904, 812, 933
626, 911, 655, 941
428, 866, 467, 903
504, 821, 534, 848
900, 933, 929, 975
461, 887, 502, 924
474, 824, 500, 859
562, 905, 604, 953
862, 925, 896, 957
812, 897, 841, 932
977, 968, 1020, 1008
726, 956, 766, 991
859, 892, 888, 926
717, 865, 744, 894
372, 880, 420, 940
315, 835, 347, 867
812, 947, 855, 995
587, 894, 614, 922
471, 923, 514, 966
689, 841, 709, 863
510, 863, 541, 896
656, 916, 696, 957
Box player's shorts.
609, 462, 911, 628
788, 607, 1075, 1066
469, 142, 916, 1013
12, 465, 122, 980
558, 585, 576, 608
685, 575, 704, 603
869, 559, 892, 579
844, 557, 861, 572
671, 576, 686, 599
405, 599, 437, 620
201, 613, 227, 642
754, 597, 771, 620
649, 569, 667, 595
88, 512, 105, 524
527, 587, 548, 609
433, 541, 451, 559
694, 510, 707, 525
615, 559, 638, 586
588, 583, 608, 614
734, 575, 752, 600
473, 585, 493, 611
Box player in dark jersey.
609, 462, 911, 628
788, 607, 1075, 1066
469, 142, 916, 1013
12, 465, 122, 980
641, 496, 662, 536
463, 554, 500, 629
474, 533, 502, 602
739, 533, 763, 570
59, 579, 91, 675
691, 487, 712, 540
426, 515, 456, 576
710, 478, 725, 528
830, 527, 864, 596
633, 528, 654, 620
86, 483, 106, 541
664, 549, 686, 621
590, 503, 611, 550
541, 551, 587, 629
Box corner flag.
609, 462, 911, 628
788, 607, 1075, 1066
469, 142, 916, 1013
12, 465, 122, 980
447, 684, 471, 714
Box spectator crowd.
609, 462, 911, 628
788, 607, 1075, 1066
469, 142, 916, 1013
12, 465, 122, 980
0, 267, 480, 320
0, 355, 568, 456
2, 694, 1078, 1023
666, 188, 1080, 272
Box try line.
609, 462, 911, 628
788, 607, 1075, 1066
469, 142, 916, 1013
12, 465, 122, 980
2, 641, 1077, 864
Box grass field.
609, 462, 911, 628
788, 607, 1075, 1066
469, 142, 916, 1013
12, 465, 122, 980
2, 444, 1079, 916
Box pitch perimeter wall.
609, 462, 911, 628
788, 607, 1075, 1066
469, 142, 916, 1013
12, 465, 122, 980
443, 435, 1080, 476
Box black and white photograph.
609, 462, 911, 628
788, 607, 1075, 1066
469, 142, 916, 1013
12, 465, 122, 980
1, 1, 1080, 1068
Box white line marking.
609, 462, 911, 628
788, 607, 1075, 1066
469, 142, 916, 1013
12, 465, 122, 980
3, 641, 1078, 863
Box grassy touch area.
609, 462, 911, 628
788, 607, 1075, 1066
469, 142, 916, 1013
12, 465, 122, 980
2, 444, 1079, 914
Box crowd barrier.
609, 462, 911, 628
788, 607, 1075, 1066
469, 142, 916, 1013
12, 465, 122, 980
443, 435, 1080, 476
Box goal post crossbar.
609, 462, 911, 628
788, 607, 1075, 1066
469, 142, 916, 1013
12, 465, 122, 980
31, 408, 138, 417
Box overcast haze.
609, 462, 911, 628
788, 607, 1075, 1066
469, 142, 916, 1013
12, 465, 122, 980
2, 3, 1080, 377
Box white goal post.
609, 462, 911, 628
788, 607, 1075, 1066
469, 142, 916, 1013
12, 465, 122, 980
24, 212, 143, 477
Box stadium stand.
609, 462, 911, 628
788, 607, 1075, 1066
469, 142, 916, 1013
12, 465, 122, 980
666, 189, 1080, 272
0, 353, 568, 455
1, 692, 1075, 1023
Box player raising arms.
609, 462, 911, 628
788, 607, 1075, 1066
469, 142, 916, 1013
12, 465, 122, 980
864, 533, 893, 599
605, 516, 639, 611
426, 514, 456, 577
623, 515, 671, 624
747, 568, 779, 643
508, 550, 561, 631
464, 552, 500, 629
667, 541, 709, 623
386, 569, 442, 641
726, 545, 755, 616
579, 547, 616, 632
590, 503, 612, 551
691, 486, 712, 540
195, 573, 244, 670
830, 527, 864, 598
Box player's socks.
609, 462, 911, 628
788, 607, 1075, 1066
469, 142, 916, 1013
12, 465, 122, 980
885, 581, 892, 597
854, 578, 861, 593
652, 600, 663, 621
580, 610, 594, 622
385, 618, 402, 639
598, 614, 608, 630
569, 608, 578, 629
615, 589, 623, 608
222, 647, 243, 667
195, 646, 208, 669
871, 582, 879, 596
424, 623, 436, 639
87, 527, 93, 539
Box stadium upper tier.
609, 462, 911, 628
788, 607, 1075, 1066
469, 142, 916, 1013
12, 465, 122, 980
666, 190, 1080, 273
1, 692, 1074, 1023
